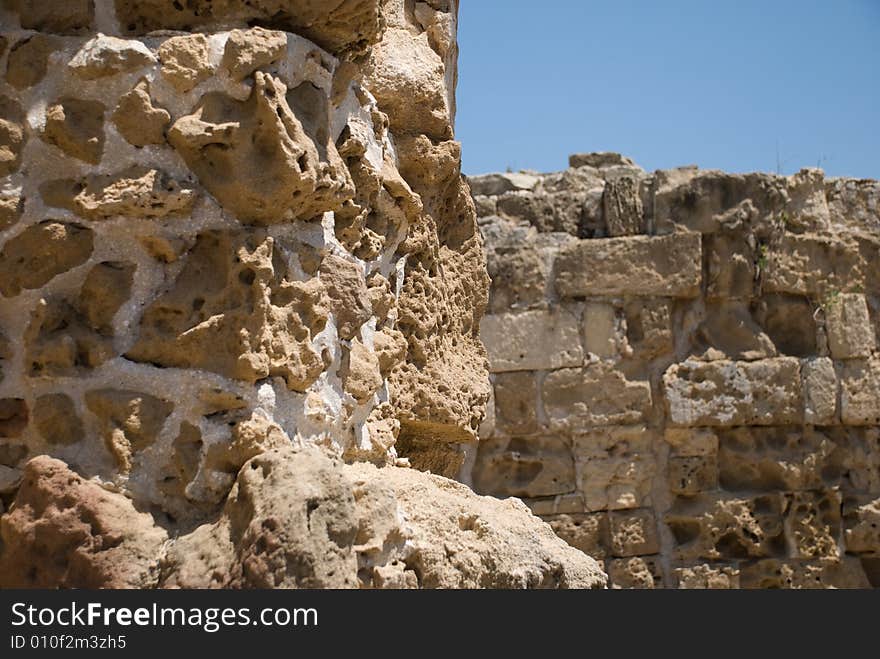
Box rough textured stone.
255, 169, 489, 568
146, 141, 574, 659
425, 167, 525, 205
481, 308, 583, 372
40, 97, 105, 164
0, 95, 25, 176
543, 365, 652, 430
0, 456, 167, 588
5, 34, 56, 89
112, 79, 170, 147
472, 434, 575, 498
555, 233, 702, 298
825, 293, 876, 359
573, 426, 655, 511
663, 358, 804, 427
157, 34, 214, 93
840, 359, 880, 425
221, 27, 287, 81
675, 564, 740, 589
0, 222, 94, 297
68, 34, 156, 79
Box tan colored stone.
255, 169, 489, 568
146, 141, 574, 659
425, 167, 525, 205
765, 233, 865, 296
168, 72, 353, 224
40, 97, 105, 164
221, 27, 287, 81
0, 191, 23, 231
583, 302, 624, 359
717, 427, 842, 493
543, 364, 652, 430
623, 298, 673, 361
472, 434, 575, 498
0, 456, 167, 588
343, 338, 383, 403
5, 0, 93, 34
554, 233, 702, 298
0, 399, 28, 438
785, 490, 841, 559
41, 167, 195, 220
675, 564, 740, 589
112, 79, 170, 147
574, 425, 655, 511
607, 556, 663, 589
158, 34, 213, 93
706, 228, 756, 299
666, 494, 786, 561
740, 558, 870, 589
802, 357, 838, 425
0, 95, 25, 177
68, 34, 156, 79
664, 358, 804, 427
5, 34, 56, 89
318, 255, 372, 340
85, 389, 173, 473
492, 371, 539, 435
609, 509, 660, 557
825, 293, 876, 359
115, 0, 383, 55
481, 308, 583, 372
33, 393, 84, 445
542, 513, 608, 560
840, 358, 880, 425
0, 221, 94, 297
128, 231, 329, 390
843, 495, 880, 555
603, 174, 644, 236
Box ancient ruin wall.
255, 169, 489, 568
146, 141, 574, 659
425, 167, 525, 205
0, 1, 601, 590
471, 154, 880, 588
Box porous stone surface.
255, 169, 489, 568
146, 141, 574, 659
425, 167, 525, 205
473, 155, 880, 588
0, 1, 586, 590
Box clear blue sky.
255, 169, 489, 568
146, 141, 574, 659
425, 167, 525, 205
456, 1, 879, 178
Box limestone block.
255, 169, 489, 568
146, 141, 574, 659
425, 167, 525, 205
573, 425, 655, 511
623, 298, 673, 360
68, 34, 156, 79
607, 556, 664, 589
843, 495, 880, 555
764, 233, 865, 296
739, 558, 870, 589
784, 490, 841, 559
554, 233, 702, 298
602, 175, 644, 236
718, 427, 844, 493
825, 293, 876, 359
665, 494, 786, 561
472, 434, 575, 498
663, 358, 804, 427
467, 172, 540, 197
481, 308, 583, 372
692, 301, 777, 361
838, 427, 880, 493
665, 428, 720, 496
802, 357, 838, 425
840, 358, 880, 425
608, 509, 660, 557
583, 302, 625, 359
706, 229, 756, 299
0, 221, 94, 297
0, 456, 167, 588
542, 513, 609, 559
493, 371, 539, 435
675, 564, 740, 589
486, 243, 549, 313
543, 364, 652, 430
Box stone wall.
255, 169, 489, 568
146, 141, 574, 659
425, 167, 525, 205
472, 153, 880, 588
0, 1, 605, 589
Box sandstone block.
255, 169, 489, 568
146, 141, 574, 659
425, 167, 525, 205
739, 558, 870, 589
764, 233, 865, 296
554, 232, 702, 298
221, 27, 287, 81
609, 509, 660, 557
467, 172, 539, 197
542, 513, 608, 559
68, 34, 156, 79
0, 221, 94, 297
785, 490, 841, 559
472, 434, 575, 498
663, 358, 804, 427
825, 293, 876, 359
583, 302, 625, 359
675, 564, 740, 589
802, 357, 838, 425
840, 358, 880, 425
623, 298, 674, 360
573, 425, 655, 511
481, 308, 583, 372
493, 371, 539, 435
112, 79, 170, 147
602, 175, 645, 236
158, 34, 214, 92
607, 556, 664, 589
543, 364, 652, 430
843, 495, 880, 555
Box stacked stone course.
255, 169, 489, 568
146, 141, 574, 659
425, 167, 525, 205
472, 153, 880, 588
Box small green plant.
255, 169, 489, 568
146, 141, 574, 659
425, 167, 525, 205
756, 243, 769, 270
823, 288, 841, 309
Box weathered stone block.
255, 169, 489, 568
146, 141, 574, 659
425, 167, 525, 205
739, 558, 870, 589
843, 495, 880, 555
606, 556, 664, 589
717, 427, 844, 492
492, 371, 539, 435
840, 358, 880, 425
706, 230, 756, 299
543, 364, 652, 430
472, 435, 575, 499
675, 564, 740, 589
663, 358, 804, 427
543, 513, 608, 560
802, 357, 838, 425
573, 426, 655, 511
554, 233, 702, 298
609, 509, 660, 557
825, 293, 876, 359
481, 308, 583, 372
623, 298, 674, 361
764, 234, 865, 296
602, 175, 645, 236
666, 494, 786, 561
784, 490, 841, 559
